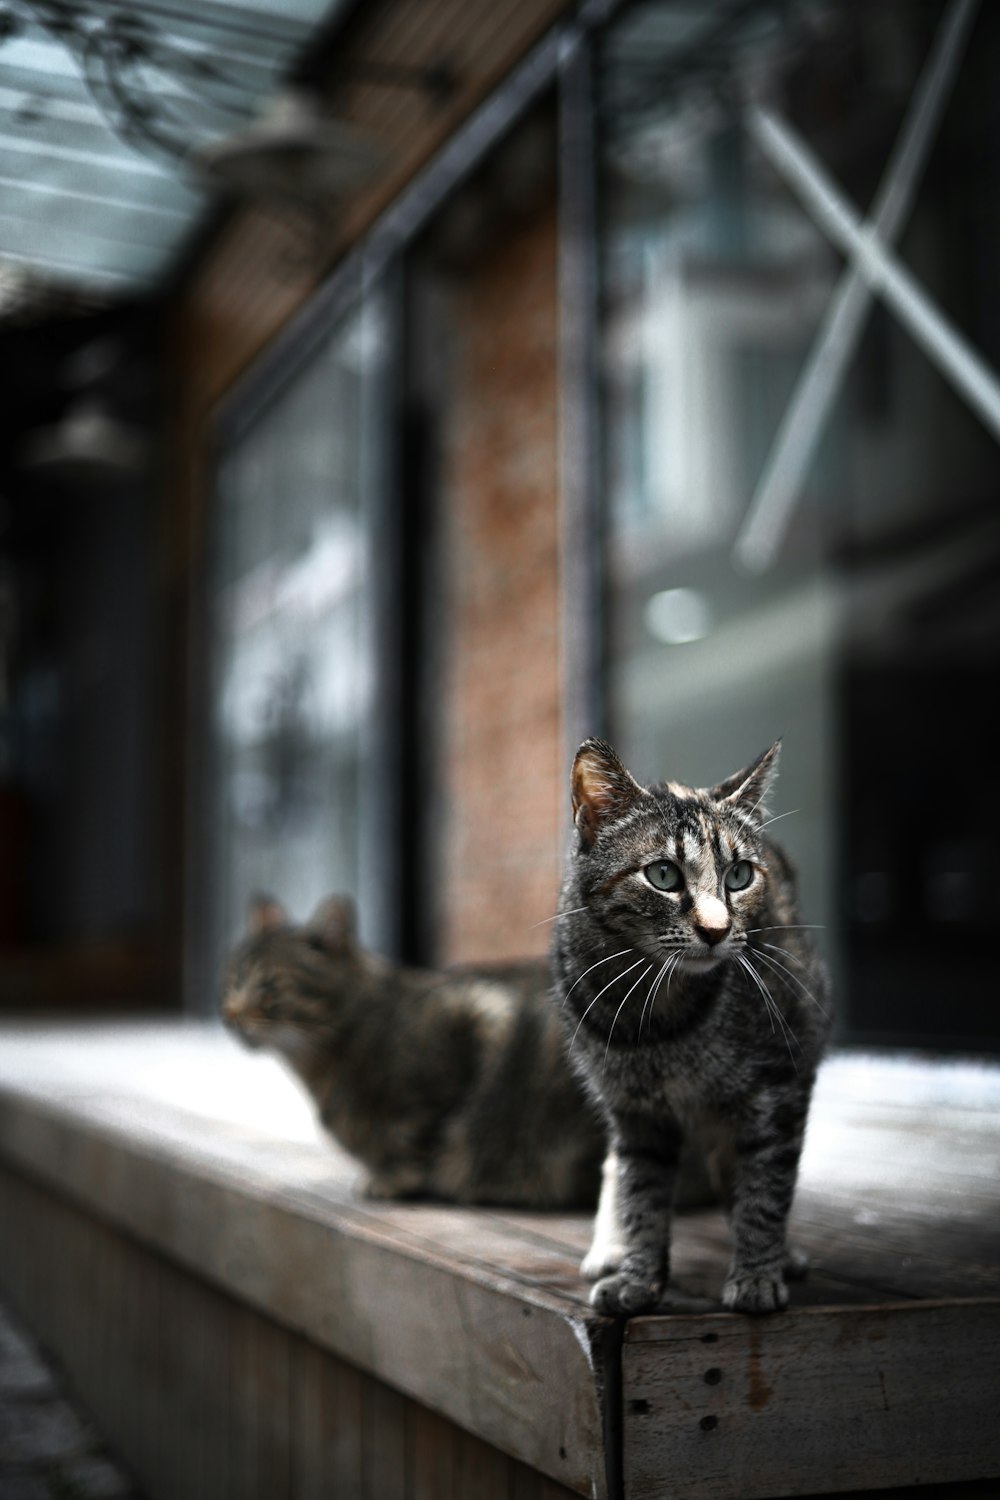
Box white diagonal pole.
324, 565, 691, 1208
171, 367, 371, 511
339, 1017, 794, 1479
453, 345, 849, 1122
745, 104, 1000, 516
734, 0, 979, 573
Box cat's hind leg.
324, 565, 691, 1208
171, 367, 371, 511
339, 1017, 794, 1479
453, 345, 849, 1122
581, 1150, 626, 1279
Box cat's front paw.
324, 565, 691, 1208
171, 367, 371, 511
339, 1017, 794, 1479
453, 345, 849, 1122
590, 1269, 663, 1317
580, 1241, 626, 1280
722, 1269, 788, 1314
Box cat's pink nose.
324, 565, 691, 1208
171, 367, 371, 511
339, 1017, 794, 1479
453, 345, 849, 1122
693, 913, 732, 946
693, 896, 731, 945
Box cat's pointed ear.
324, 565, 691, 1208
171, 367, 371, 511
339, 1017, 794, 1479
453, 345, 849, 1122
572, 738, 643, 848
307, 895, 357, 955
247, 894, 288, 935
708, 741, 781, 820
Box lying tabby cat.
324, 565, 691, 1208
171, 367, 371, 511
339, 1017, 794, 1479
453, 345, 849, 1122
221, 894, 605, 1207
552, 738, 831, 1315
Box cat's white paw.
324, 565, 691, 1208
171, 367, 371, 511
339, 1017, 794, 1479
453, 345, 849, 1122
722, 1270, 788, 1314
590, 1269, 663, 1317
581, 1241, 626, 1280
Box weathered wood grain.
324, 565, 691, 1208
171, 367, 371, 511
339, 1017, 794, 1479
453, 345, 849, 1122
623, 1302, 1000, 1499
362, 1376, 407, 1500
190, 1259, 234, 1500
457, 1426, 516, 1500
2, 1028, 1000, 1499
289, 1340, 326, 1500
407, 1399, 460, 1500
290, 1344, 366, 1500
0, 1162, 582, 1500
0, 1089, 611, 1497
486, 1204, 932, 1312
332, 1355, 366, 1497
789, 1200, 1000, 1302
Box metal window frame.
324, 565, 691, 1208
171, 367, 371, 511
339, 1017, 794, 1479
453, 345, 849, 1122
559, 23, 608, 771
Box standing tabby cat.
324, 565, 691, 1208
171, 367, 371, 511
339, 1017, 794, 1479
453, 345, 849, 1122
222, 894, 604, 1207
552, 738, 830, 1315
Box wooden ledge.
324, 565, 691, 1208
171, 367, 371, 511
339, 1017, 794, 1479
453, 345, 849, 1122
0, 1021, 616, 1497
0, 1022, 998, 1498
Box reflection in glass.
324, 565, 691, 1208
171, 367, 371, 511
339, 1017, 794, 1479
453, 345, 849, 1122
600, 1, 1000, 1048
209, 306, 382, 972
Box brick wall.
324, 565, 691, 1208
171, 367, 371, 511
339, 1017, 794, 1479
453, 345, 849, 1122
438, 198, 564, 965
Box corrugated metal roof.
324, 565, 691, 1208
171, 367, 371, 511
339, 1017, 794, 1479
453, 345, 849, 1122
0, 0, 339, 296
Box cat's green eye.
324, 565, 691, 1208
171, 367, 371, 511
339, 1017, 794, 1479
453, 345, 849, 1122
645, 860, 683, 893
725, 860, 754, 892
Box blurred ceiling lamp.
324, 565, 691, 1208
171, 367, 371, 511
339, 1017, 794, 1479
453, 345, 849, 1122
192, 87, 385, 205
20, 398, 147, 485
644, 587, 713, 645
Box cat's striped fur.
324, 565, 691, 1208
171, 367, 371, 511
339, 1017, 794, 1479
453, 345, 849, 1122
221, 895, 605, 1207
551, 738, 830, 1315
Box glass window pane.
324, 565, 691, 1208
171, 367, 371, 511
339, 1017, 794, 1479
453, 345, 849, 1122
207, 303, 383, 981
599, 0, 1000, 1049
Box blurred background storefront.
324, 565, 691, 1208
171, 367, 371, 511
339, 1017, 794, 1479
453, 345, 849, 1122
0, 0, 997, 1053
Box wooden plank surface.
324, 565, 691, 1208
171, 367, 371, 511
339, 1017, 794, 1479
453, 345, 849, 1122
2, 1028, 1000, 1327
2, 1024, 1000, 1500
615, 1053, 1000, 1496
622, 1302, 1000, 1499
407, 1400, 460, 1500
0, 1027, 612, 1497
480, 1047, 1000, 1310
0, 1161, 583, 1500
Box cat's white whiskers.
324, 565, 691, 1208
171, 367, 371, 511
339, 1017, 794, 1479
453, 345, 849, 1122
756, 940, 810, 966
746, 924, 825, 934
603, 964, 653, 1072
741, 953, 801, 1069
648, 951, 683, 1030
734, 948, 779, 1044
735, 952, 775, 1035
637, 958, 670, 1040
742, 786, 771, 822
562, 947, 635, 1007
754, 964, 796, 1060
751, 944, 831, 1023
746, 948, 800, 1019
756, 808, 799, 831
569, 956, 647, 1051
530, 905, 590, 929
641, 945, 687, 1037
